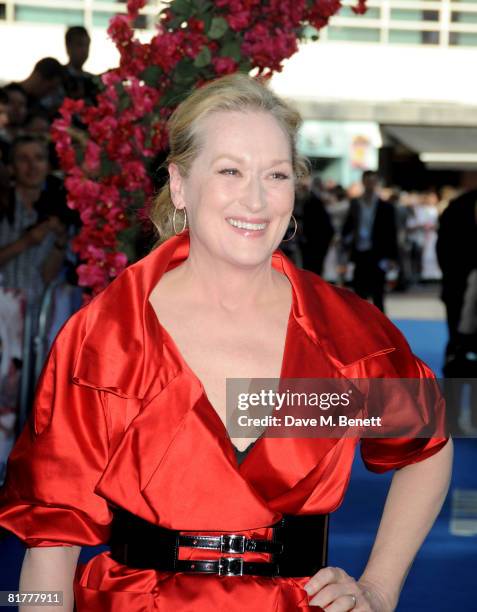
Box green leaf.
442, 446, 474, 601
164, 15, 183, 29
144, 131, 153, 150
193, 45, 212, 68
219, 39, 242, 62
118, 96, 131, 113
208, 16, 228, 39
117, 222, 141, 263
75, 146, 85, 166
237, 58, 252, 74
160, 85, 186, 107
100, 152, 118, 177
170, 0, 191, 17
191, 0, 213, 12
173, 58, 197, 84
203, 12, 213, 32
141, 65, 162, 86
93, 74, 105, 93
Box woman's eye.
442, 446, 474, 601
218, 169, 290, 179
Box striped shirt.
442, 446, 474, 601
0, 192, 55, 306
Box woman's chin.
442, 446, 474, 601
222, 247, 278, 269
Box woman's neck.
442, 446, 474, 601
176, 247, 286, 313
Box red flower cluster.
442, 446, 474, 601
303, 0, 343, 29
352, 0, 368, 15
53, 0, 366, 294
126, 0, 147, 20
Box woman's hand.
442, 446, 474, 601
303, 567, 394, 611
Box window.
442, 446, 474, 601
14, 5, 83, 25
339, 6, 381, 19
449, 31, 477, 44
327, 27, 381, 42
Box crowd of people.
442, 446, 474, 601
290, 172, 457, 290
0, 27, 97, 480
288, 170, 477, 381
0, 26, 95, 306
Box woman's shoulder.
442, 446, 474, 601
293, 267, 413, 368
47, 263, 146, 374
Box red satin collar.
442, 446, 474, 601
72, 231, 398, 401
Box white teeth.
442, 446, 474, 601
227, 218, 267, 230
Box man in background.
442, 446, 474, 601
63, 26, 98, 104
341, 170, 398, 312
301, 175, 334, 277
12, 58, 64, 118
436, 175, 477, 373
2, 84, 28, 144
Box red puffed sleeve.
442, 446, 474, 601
0, 314, 112, 547
358, 325, 449, 473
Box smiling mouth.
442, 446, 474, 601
226, 218, 268, 231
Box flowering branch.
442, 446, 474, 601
52, 0, 367, 294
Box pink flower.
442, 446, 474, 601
212, 57, 238, 75
84, 141, 101, 173
122, 161, 147, 190
227, 11, 251, 31
89, 115, 118, 141
352, 0, 367, 15
127, 0, 147, 19
108, 15, 133, 48
86, 245, 106, 261
65, 176, 101, 202
305, 0, 343, 29
150, 31, 184, 72
108, 251, 128, 270
77, 263, 108, 289
79, 207, 96, 225
101, 71, 121, 87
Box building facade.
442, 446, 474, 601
1, 0, 476, 186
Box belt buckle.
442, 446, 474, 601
218, 557, 244, 576
220, 534, 246, 554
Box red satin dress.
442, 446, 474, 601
0, 232, 448, 611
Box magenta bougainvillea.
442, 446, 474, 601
52, 0, 367, 294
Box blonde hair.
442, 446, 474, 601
150, 73, 309, 245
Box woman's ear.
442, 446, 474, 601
168, 163, 186, 210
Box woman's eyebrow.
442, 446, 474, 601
211, 154, 292, 165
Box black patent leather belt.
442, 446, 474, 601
108, 507, 329, 577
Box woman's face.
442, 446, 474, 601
169, 110, 295, 269
7, 90, 28, 127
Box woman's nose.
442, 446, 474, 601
241, 175, 267, 212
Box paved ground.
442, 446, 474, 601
385, 284, 445, 321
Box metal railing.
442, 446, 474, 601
17, 279, 76, 433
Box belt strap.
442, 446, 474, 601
176, 558, 279, 576
179, 533, 283, 554
109, 506, 329, 577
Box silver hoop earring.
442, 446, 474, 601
172, 207, 187, 235
282, 214, 297, 242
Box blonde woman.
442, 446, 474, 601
0, 74, 451, 611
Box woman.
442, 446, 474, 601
0, 74, 451, 611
